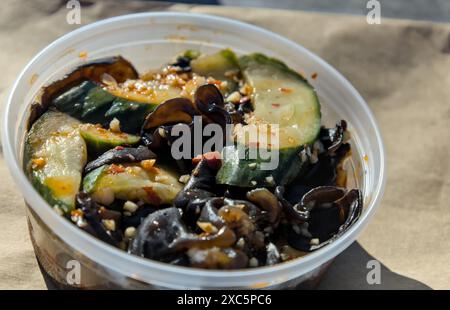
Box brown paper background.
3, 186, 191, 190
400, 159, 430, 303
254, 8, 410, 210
0, 0, 449, 289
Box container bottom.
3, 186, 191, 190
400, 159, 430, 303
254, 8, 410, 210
28, 202, 334, 290
33, 245, 333, 290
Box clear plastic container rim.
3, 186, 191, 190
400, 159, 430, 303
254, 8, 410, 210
1, 12, 386, 288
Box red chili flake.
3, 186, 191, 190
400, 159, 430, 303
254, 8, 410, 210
71, 209, 84, 217
192, 154, 203, 165
203, 151, 221, 169
271, 103, 280, 108
311, 72, 318, 80
278, 87, 293, 93
192, 152, 221, 169
115, 146, 124, 150
109, 164, 125, 174
203, 151, 221, 160
143, 187, 162, 206
207, 79, 222, 86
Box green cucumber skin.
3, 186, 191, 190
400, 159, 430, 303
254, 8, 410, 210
239, 53, 311, 85
82, 165, 107, 193
82, 84, 117, 118
51, 80, 96, 116
191, 49, 239, 77
182, 49, 201, 60
52, 81, 114, 124
105, 99, 156, 133
216, 145, 307, 187
52, 81, 157, 134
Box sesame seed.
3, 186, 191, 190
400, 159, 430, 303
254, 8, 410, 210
155, 175, 169, 182
102, 219, 116, 231
249, 257, 259, 267
109, 117, 121, 133
158, 127, 166, 138
140, 159, 156, 170
123, 201, 139, 213
310, 238, 320, 246
225, 91, 242, 103
179, 174, 190, 184
265, 175, 275, 186
124, 227, 137, 238
197, 222, 218, 234
250, 180, 257, 186
248, 163, 257, 169
236, 238, 245, 249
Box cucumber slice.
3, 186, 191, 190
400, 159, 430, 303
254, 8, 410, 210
182, 49, 201, 60
79, 124, 140, 156
24, 110, 87, 214
240, 53, 321, 147
52, 81, 115, 124
52, 81, 158, 134
104, 99, 156, 133
216, 53, 321, 187
82, 163, 183, 206
106, 82, 182, 105
191, 49, 239, 92
216, 145, 305, 188
191, 49, 238, 78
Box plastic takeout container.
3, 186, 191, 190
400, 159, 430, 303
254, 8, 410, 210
2, 12, 386, 289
